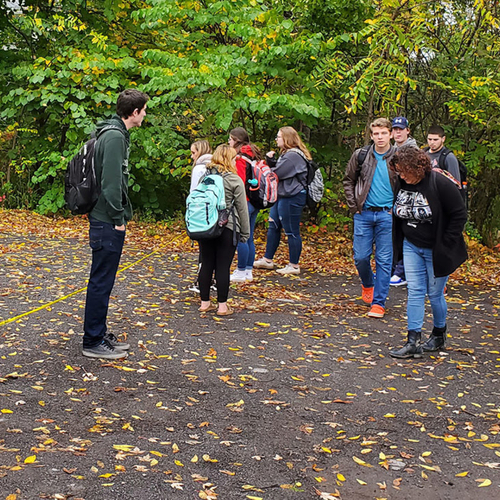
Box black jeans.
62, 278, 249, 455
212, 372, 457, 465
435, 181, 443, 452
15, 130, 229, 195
199, 228, 237, 303
83, 217, 125, 348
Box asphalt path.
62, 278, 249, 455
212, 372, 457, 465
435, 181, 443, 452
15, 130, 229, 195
0, 231, 499, 499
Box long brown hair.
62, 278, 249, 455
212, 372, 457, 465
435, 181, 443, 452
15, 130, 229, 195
279, 126, 312, 160
209, 144, 237, 174
229, 127, 262, 160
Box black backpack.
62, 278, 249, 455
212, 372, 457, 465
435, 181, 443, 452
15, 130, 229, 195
64, 126, 122, 214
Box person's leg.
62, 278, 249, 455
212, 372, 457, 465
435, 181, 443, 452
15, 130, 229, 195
246, 202, 258, 270
352, 210, 375, 288
278, 191, 306, 266
236, 240, 249, 272
263, 202, 282, 261
421, 251, 448, 351
403, 239, 427, 332
83, 219, 125, 349
372, 210, 393, 307
214, 229, 237, 310
198, 239, 216, 307
393, 259, 405, 279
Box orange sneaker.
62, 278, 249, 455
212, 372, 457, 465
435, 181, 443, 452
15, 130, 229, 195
361, 285, 374, 304
367, 304, 385, 318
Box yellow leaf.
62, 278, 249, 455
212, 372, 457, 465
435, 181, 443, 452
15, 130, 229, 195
353, 456, 373, 467
99, 473, 114, 478
357, 479, 367, 485
150, 459, 158, 466
477, 479, 491, 487
191, 455, 198, 463
246, 497, 263, 500
456, 471, 469, 477
337, 473, 346, 481
384, 413, 395, 418
24, 455, 36, 464
6, 494, 17, 500
174, 460, 184, 466
1, 409, 13, 413
113, 445, 134, 452
422, 451, 432, 457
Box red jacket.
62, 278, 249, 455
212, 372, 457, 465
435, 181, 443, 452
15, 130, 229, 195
236, 145, 255, 183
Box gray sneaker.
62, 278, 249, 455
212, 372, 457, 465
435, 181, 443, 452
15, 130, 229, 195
82, 340, 128, 359
105, 333, 130, 351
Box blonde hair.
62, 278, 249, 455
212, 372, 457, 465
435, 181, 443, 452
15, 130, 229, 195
191, 140, 212, 161
209, 144, 237, 174
370, 118, 392, 132
279, 126, 312, 160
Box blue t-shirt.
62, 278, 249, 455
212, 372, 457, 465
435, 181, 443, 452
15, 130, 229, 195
364, 150, 393, 209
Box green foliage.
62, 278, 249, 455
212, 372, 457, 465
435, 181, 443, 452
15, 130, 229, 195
1, 0, 500, 245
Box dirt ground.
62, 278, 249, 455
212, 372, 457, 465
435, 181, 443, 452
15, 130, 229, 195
1, 224, 499, 500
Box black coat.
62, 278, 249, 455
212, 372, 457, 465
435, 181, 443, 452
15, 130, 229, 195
393, 171, 468, 277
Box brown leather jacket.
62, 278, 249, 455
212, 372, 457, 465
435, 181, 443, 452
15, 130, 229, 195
343, 145, 398, 214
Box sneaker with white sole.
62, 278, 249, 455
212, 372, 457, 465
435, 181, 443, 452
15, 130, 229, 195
390, 275, 407, 286
188, 282, 200, 293
253, 258, 274, 269
230, 269, 247, 283
276, 264, 300, 275
245, 270, 253, 282
105, 333, 130, 351
82, 339, 128, 360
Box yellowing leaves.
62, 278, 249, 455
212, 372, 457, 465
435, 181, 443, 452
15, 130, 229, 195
24, 455, 36, 464
476, 478, 492, 487
353, 456, 373, 467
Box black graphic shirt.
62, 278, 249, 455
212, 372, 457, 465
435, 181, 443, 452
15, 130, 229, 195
394, 180, 434, 248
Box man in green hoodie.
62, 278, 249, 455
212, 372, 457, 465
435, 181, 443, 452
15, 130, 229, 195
82, 89, 149, 359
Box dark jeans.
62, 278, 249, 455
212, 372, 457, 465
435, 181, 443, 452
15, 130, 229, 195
83, 217, 125, 348
264, 190, 306, 265
237, 201, 259, 270
199, 228, 237, 303
393, 259, 405, 279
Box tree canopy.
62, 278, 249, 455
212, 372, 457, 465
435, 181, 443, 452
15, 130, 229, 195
1, 0, 499, 244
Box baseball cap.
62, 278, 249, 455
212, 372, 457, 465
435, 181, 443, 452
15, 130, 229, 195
392, 117, 409, 129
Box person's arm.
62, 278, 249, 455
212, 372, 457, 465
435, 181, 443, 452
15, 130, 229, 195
444, 153, 461, 183
271, 153, 303, 180
100, 132, 127, 226
190, 165, 205, 193
436, 174, 467, 244
232, 177, 250, 242
343, 150, 360, 214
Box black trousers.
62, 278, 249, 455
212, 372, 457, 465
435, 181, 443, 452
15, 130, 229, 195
199, 228, 236, 303
83, 217, 125, 348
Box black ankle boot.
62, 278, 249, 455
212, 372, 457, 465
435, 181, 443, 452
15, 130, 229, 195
421, 325, 447, 352
390, 330, 423, 359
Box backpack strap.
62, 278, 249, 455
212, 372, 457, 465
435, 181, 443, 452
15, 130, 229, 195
438, 147, 451, 171
356, 145, 371, 181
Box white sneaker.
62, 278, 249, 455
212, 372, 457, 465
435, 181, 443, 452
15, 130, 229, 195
276, 264, 300, 275
253, 258, 274, 269
390, 275, 407, 286
245, 270, 253, 282
230, 269, 247, 283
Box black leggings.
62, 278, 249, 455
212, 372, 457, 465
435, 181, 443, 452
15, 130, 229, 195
199, 228, 237, 303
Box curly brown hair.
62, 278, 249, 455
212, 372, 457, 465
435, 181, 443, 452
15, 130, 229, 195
389, 146, 432, 183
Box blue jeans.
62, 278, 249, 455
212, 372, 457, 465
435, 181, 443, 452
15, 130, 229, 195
83, 217, 125, 348
237, 201, 259, 270
264, 190, 306, 265
353, 209, 392, 307
403, 239, 448, 332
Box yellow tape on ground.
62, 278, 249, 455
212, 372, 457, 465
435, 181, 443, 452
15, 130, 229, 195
0, 244, 167, 327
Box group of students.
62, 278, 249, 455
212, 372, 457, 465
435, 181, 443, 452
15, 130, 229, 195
188, 126, 312, 315
343, 117, 467, 359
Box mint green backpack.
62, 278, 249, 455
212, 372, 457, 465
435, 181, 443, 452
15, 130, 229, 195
185, 171, 231, 240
